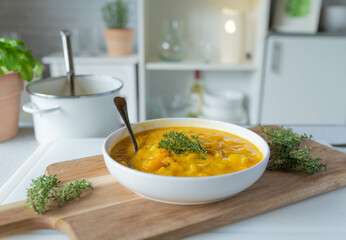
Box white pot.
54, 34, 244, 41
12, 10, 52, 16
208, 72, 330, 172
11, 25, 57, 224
23, 75, 123, 144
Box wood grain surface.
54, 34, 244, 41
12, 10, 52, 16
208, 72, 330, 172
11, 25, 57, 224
0, 126, 345, 240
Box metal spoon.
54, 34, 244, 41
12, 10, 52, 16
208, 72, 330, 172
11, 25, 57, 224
114, 97, 139, 153
60, 29, 75, 96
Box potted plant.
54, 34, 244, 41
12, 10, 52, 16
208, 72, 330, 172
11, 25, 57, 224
102, 0, 134, 56
0, 38, 42, 141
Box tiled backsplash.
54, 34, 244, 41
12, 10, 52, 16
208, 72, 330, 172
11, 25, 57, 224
0, 0, 138, 123
0, 0, 138, 61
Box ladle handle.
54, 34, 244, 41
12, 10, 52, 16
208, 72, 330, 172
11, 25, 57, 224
60, 29, 75, 96
114, 97, 139, 153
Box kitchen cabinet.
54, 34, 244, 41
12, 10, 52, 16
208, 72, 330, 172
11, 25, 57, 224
42, 53, 138, 122
260, 34, 346, 125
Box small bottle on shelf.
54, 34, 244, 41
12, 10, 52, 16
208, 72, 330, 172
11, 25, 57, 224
188, 70, 204, 118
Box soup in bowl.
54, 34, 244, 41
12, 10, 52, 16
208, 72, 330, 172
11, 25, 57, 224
103, 118, 270, 204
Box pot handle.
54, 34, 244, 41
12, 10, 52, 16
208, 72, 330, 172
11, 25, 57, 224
22, 102, 60, 114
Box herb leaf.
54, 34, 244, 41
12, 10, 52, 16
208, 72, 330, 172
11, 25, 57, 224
102, 0, 128, 28
55, 179, 93, 207
26, 175, 60, 214
158, 131, 207, 159
0, 38, 42, 81
262, 126, 327, 174
26, 175, 93, 214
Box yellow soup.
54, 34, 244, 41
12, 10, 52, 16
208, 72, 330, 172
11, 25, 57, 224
110, 127, 263, 177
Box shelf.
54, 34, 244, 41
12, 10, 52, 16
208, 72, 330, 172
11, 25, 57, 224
42, 52, 138, 65
145, 60, 256, 71
268, 31, 346, 38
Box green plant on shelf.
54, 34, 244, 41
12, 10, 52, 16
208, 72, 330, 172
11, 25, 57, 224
102, 0, 129, 29
285, 0, 311, 17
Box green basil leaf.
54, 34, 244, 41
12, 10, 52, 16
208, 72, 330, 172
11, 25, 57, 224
0, 41, 6, 49
2, 49, 18, 71
19, 62, 33, 81
33, 59, 42, 77
7, 39, 25, 48
0, 38, 41, 81
0, 38, 25, 48
0, 67, 4, 75
23, 50, 35, 68
15, 39, 25, 47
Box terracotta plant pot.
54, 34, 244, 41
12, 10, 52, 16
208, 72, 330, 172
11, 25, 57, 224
0, 72, 24, 141
104, 28, 134, 56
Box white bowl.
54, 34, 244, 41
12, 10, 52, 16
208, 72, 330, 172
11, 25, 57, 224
103, 118, 269, 205
201, 104, 248, 124
203, 90, 245, 108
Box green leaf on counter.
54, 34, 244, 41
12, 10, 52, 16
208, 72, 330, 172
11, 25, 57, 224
262, 126, 327, 174
26, 175, 93, 214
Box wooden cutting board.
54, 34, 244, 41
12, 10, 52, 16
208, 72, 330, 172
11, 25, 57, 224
1, 126, 346, 240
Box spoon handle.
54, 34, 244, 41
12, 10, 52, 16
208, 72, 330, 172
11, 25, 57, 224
60, 29, 75, 96
113, 97, 139, 153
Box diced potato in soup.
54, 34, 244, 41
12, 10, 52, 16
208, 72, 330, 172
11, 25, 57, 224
109, 127, 263, 177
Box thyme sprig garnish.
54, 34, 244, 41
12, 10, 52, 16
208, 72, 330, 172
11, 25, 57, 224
262, 126, 327, 174
158, 131, 207, 159
55, 179, 93, 207
26, 175, 59, 214
26, 175, 93, 214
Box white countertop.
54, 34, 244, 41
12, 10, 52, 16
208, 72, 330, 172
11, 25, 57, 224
2, 124, 346, 188
0, 125, 38, 188
1, 124, 346, 188
1, 124, 346, 239
42, 52, 138, 65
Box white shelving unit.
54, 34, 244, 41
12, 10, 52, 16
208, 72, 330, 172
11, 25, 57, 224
146, 61, 257, 71
138, 0, 270, 124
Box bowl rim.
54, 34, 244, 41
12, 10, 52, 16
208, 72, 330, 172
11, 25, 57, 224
103, 118, 270, 181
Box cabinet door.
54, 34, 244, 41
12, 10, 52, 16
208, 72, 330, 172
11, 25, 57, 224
260, 35, 346, 125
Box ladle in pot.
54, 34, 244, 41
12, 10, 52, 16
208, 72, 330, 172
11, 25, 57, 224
114, 97, 139, 153
60, 30, 75, 96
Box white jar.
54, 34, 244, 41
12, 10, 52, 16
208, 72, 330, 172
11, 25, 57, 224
322, 6, 346, 33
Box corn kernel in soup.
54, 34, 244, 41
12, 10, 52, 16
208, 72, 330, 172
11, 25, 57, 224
109, 127, 263, 177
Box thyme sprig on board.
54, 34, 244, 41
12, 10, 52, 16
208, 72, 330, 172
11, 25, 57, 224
26, 175, 93, 214
158, 131, 207, 159
262, 126, 327, 174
